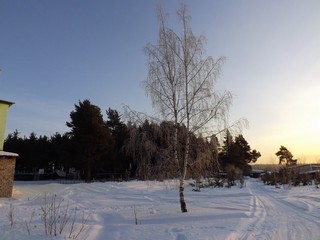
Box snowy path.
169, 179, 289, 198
230, 180, 320, 240
0, 179, 320, 239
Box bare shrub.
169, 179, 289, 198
40, 193, 89, 239
24, 209, 35, 235
68, 208, 90, 239
40, 193, 64, 236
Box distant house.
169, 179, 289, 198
250, 169, 265, 178
288, 164, 320, 175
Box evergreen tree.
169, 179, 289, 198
50, 133, 73, 174
219, 132, 261, 175
275, 146, 297, 166
66, 100, 113, 182
233, 135, 261, 174
106, 108, 130, 178
219, 130, 234, 168
5, 131, 54, 175
4, 130, 24, 171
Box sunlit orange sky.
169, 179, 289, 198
1, 1, 319, 164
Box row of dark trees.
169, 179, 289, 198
4, 100, 260, 182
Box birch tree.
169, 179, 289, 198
143, 4, 233, 212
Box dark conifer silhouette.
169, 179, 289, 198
66, 100, 113, 182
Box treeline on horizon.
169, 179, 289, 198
4, 100, 260, 182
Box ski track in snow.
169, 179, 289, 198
230, 180, 320, 240
0, 179, 319, 239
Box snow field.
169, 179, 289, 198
0, 178, 320, 240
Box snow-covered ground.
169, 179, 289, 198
0, 178, 320, 240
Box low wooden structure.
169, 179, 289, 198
0, 151, 18, 197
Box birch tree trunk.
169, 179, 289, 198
179, 133, 189, 212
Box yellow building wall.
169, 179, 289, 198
0, 103, 10, 151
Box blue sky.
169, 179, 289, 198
1, 0, 320, 163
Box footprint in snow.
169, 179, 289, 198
176, 233, 188, 240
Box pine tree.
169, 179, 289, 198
66, 100, 113, 182
219, 130, 234, 168
275, 146, 297, 166
106, 108, 130, 177
219, 132, 261, 175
